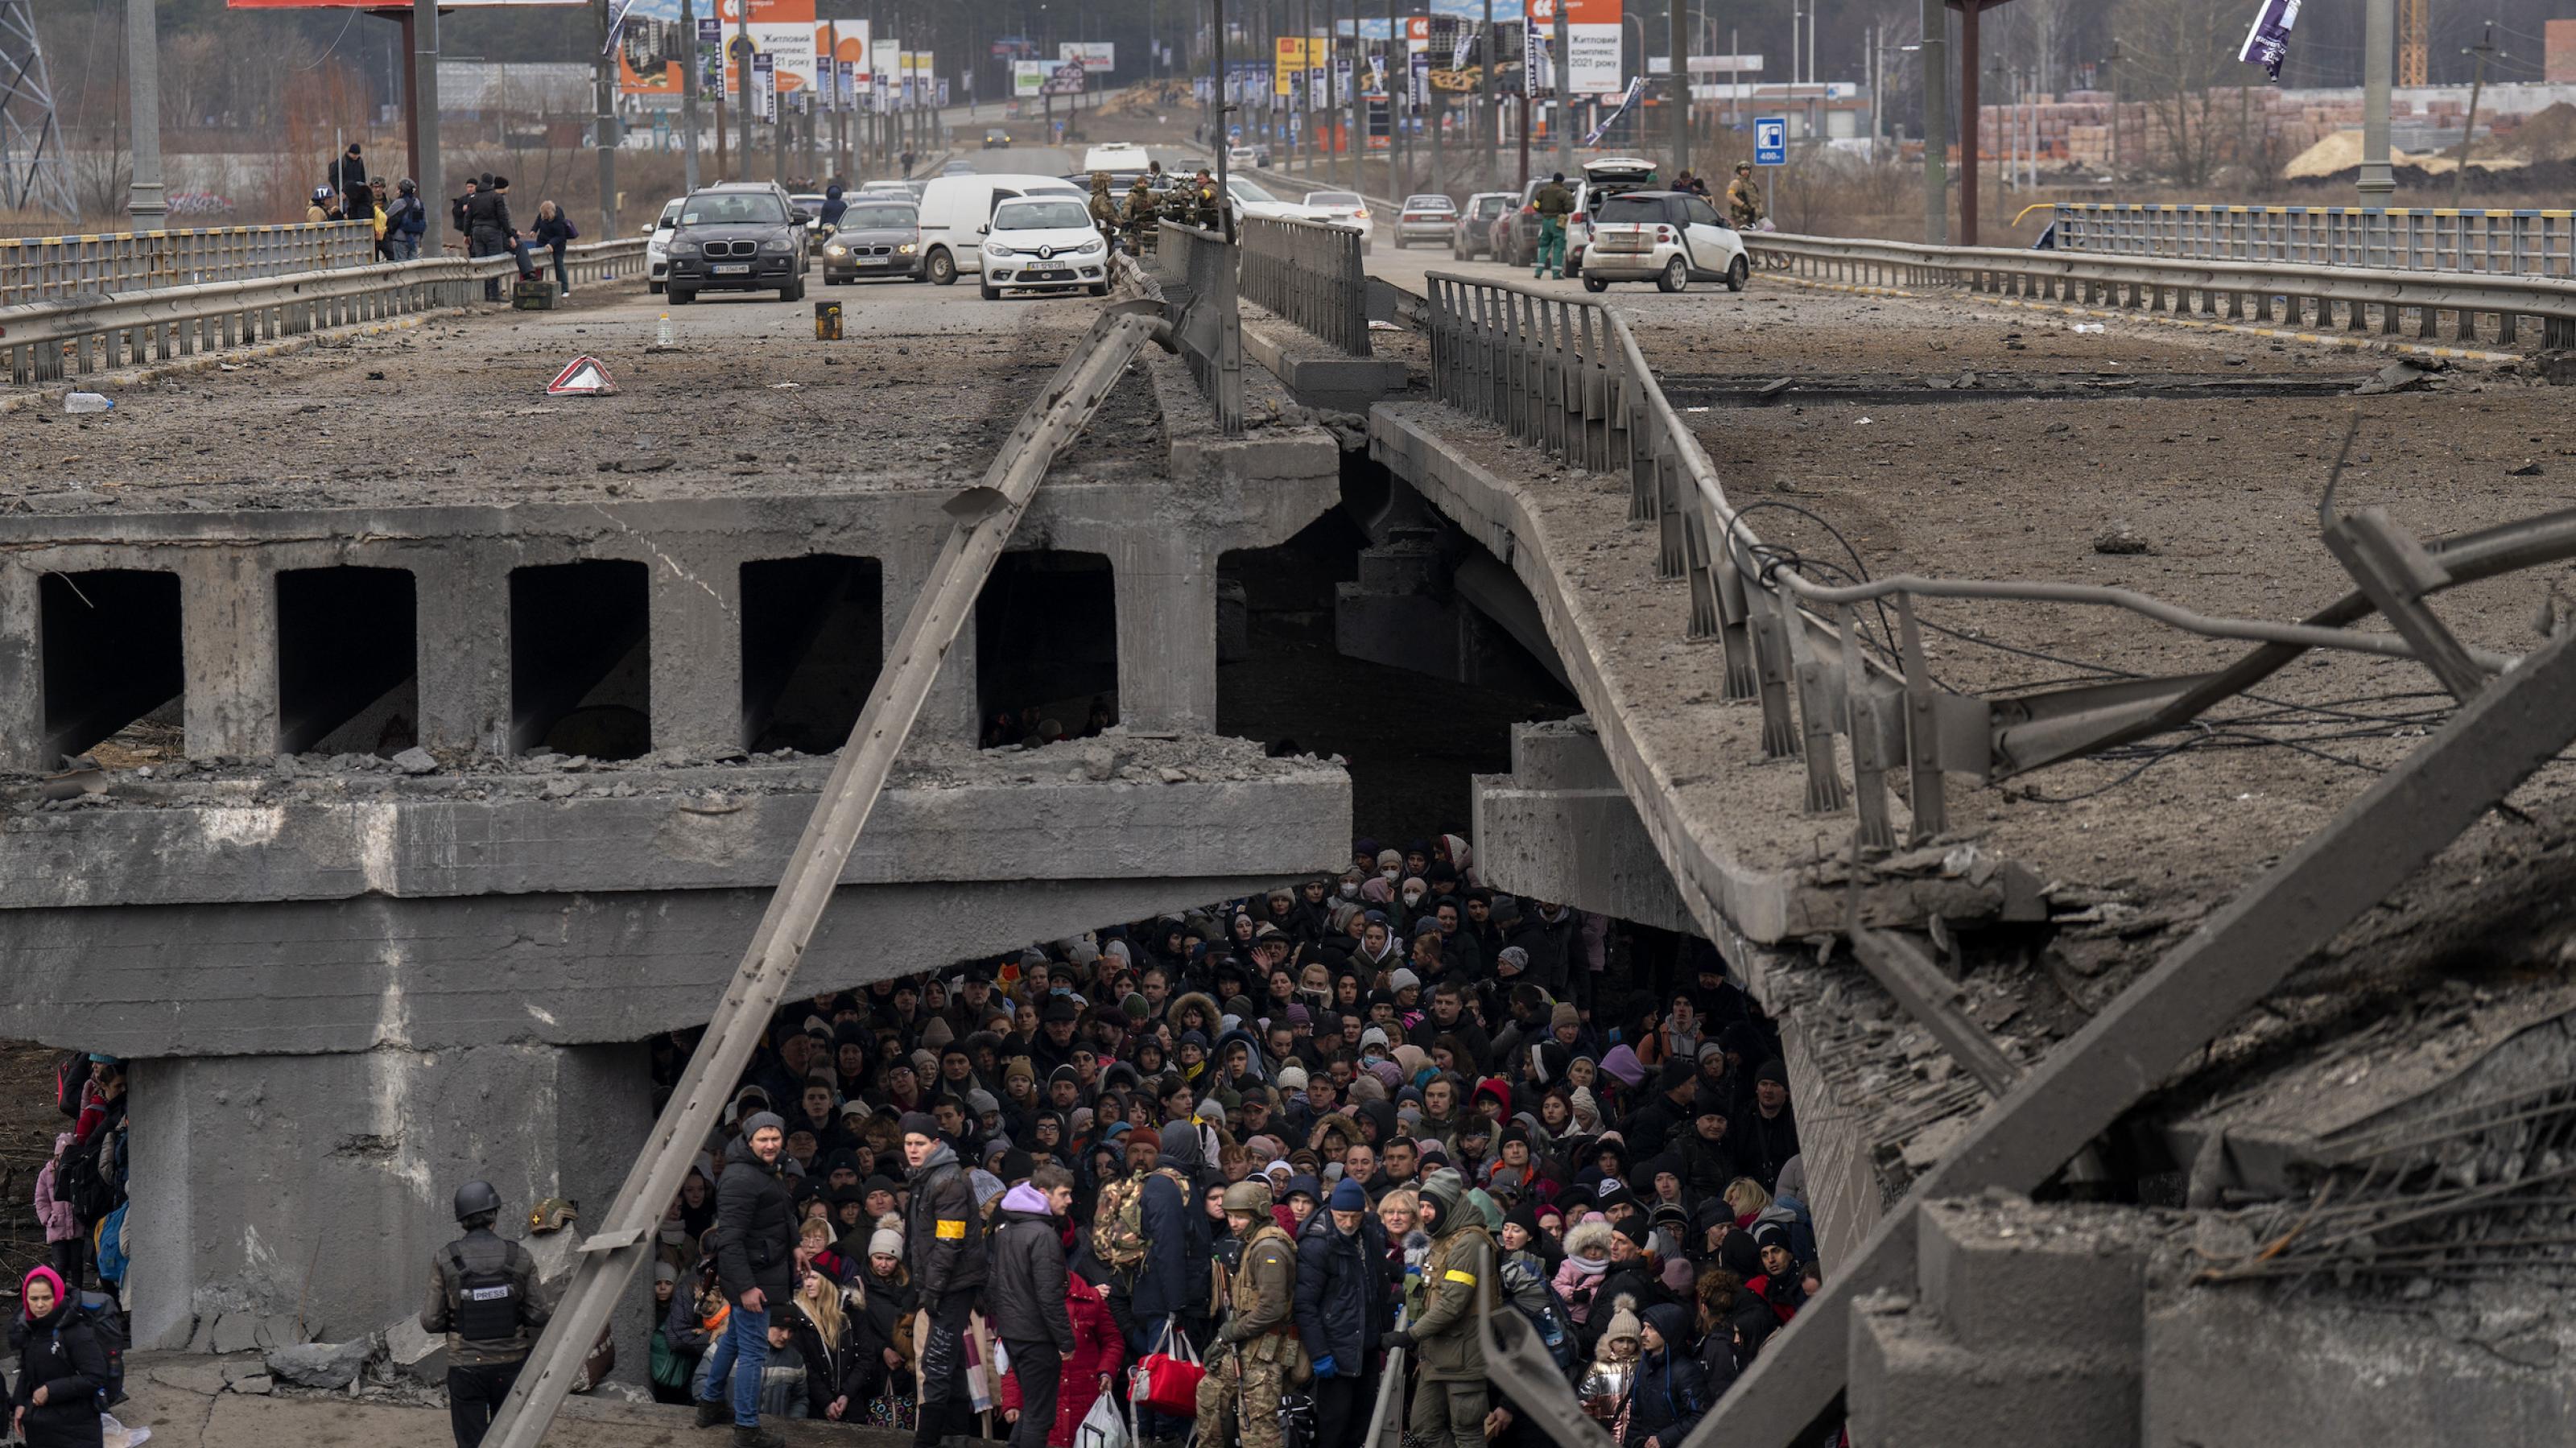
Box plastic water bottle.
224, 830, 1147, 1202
64, 392, 113, 414
655, 312, 675, 349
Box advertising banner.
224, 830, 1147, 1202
1058, 42, 1116, 72
708, 0, 818, 98
613, 0, 689, 95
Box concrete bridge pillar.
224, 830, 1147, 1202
0, 560, 39, 771
1111, 529, 1219, 733
178, 550, 280, 759
412, 542, 513, 756
648, 539, 749, 755
126, 1042, 652, 1371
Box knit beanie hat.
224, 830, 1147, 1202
869, 1227, 904, 1257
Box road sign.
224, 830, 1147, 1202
1753, 115, 1786, 165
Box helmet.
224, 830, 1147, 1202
1221, 1180, 1274, 1215
528, 1196, 579, 1234
454, 1180, 502, 1223
312, 186, 334, 203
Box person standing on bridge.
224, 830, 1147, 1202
422, 1180, 550, 1448
1532, 173, 1575, 282
1725, 163, 1766, 232
465, 175, 514, 303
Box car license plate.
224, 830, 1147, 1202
1600, 234, 1645, 253
712, 262, 750, 274
856, 256, 884, 265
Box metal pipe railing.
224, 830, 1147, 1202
2, 240, 647, 386
1239, 214, 1373, 357
0, 221, 379, 306
1748, 229, 2576, 351
2052, 203, 2576, 280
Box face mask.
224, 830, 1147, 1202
1382, 867, 1400, 881
1340, 882, 1358, 897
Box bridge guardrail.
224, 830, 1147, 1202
1748, 230, 2576, 350
1148, 220, 1245, 434
0, 221, 378, 307
2, 239, 647, 386
1239, 214, 1373, 357
2053, 202, 2576, 280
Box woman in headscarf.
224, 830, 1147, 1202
11, 1265, 107, 1448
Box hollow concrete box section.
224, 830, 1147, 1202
1471, 717, 1696, 934
126, 1042, 652, 1365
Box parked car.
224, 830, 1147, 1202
821, 198, 924, 283
978, 194, 1113, 300
663, 183, 812, 303
1446, 192, 1508, 258
1566, 155, 1662, 275
1577, 189, 1748, 293
1227, 143, 1271, 168
1084, 142, 1150, 172
644, 195, 685, 293
1391, 193, 1458, 250
1302, 190, 1373, 248
1223, 176, 1335, 228
916, 172, 1086, 284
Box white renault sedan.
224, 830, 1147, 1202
978, 195, 1112, 299
1302, 189, 1374, 248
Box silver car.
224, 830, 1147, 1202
1392, 194, 1456, 250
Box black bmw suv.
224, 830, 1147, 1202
665, 183, 812, 304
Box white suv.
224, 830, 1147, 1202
979, 194, 1111, 299
1579, 190, 1748, 293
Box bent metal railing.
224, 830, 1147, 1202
0, 220, 378, 306
1239, 213, 1373, 357
1745, 229, 2576, 350
1147, 219, 1245, 435
1, 239, 646, 386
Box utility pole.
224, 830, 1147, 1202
1214, 0, 1232, 241
1325, 0, 1339, 188
1552, 0, 1571, 178
734, 3, 754, 180
2454, 22, 2496, 207
1483, 0, 1497, 187
2358, 0, 2394, 206
681, 0, 702, 192
1920, 0, 1946, 243
1668, 0, 1688, 176
126, 0, 165, 226
413, 0, 443, 249
595, 0, 619, 241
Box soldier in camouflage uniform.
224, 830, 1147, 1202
1385, 1170, 1493, 1448
1124, 175, 1158, 255
1196, 1180, 1305, 1448
1088, 171, 1121, 250
1191, 169, 1224, 232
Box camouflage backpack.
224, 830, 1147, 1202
1092, 1165, 1191, 1270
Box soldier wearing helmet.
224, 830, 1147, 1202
422, 1179, 551, 1448
1196, 1180, 1306, 1448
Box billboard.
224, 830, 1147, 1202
712, 0, 817, 97
1527, 0, 1620, 93
615, 0, 689, 96
1013, 60, 1052, 98
1058, 42, 1115, 73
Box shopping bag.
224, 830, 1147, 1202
1132, 1316, 1205, 1417
1075, 1390, 1132, 1448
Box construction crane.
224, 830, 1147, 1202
2400, 0, 2429, 87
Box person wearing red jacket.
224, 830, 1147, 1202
998, 1256, 1128, 1448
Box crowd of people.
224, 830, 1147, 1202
647, 829, 1816, 1448
299, 142, 581, 302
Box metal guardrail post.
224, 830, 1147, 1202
1237, 215, 1371, 357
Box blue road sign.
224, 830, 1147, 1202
1753, 117, 1786, 165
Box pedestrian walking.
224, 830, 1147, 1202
421, 1180, 550, 1448
697, 1112, 797, 1448
10, 1266, 108, 1448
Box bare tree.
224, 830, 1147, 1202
2110, 0, 2240, 185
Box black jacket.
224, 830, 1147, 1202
1291, 1211, 1384, 1369
531, 212, 579, 248
903, 1143, 988, 1303
714, 1135, 798, 1301
1125, 1169, 1199, 1323
1508, 909, 1579, 992
464, 188, 513, 237
784, 1298, 875, 1415
1619, 1342, 1708, 1448
337, 154, 369, 203
11, 1305, 106, 1448
988, 1195, 1076, 1351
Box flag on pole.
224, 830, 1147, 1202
1583, 76, 1643, 146
2237, 0, 2299, 80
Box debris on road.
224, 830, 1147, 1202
2092, 520, 2155, 555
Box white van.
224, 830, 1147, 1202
1082, 142, 1150, 173
916, 172, 1087, 286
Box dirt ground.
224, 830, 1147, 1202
0, 1044, 66, 1293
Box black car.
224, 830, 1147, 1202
822, 200, 924, 283
984, 128, 1011, 149
664, 184, 811, 303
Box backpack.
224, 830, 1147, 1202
55, 1121, 124, 1224
52, 1053, 86, 1120
1499, 1256, 1578, 1372
1091, 1166, 1190, 1270
59, 1292, 126, 1409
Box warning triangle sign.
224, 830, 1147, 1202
547, 355, 618, 396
